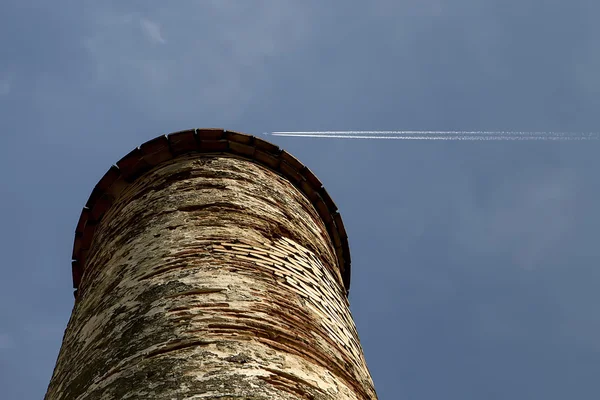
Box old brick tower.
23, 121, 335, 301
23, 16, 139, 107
45, 129, 377, 399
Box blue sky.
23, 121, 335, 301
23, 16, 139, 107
1, 1, 600, 398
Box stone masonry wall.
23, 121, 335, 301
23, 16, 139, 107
45, 150, 377, 399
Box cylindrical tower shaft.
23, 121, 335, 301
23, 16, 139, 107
46, 129, 377, 399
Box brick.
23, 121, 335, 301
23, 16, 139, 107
229, 141, 255, 157
319, 187, 338, 212
313, 194, 333, 224
333, 212, 347, 240
105, 175, 128, 199
327, 220, 343, 248
168, 130, 197, 155
299, 178, 319, 203
225, 130, 254, 144
85, 187, 104, 209
140, 135, 172, 166
198, 139, 228, 152
342, 240, 351, 279
72, 260, 82, 289
90, 193, 115, 221
140, 135, 168, 154
254, 149, 280, 169
334, 245, 345, 270
81, 221, 97, 249
196, 128, 224, 141
254, 137, 280, 154
78, 249, 88, 274
75, 208, 90, 236
116, 147, 152, 182
72, 237, 82, 260
342, 271, 351, 294
301, 166, 323, 191
96, 165, 121, 191
280, 150, 304, 171
279, 161, 302, 184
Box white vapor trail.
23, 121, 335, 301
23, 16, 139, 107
269, 131, 600, 141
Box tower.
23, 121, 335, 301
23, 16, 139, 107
45, 129, 377, 399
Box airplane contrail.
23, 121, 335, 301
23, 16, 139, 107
268, 131, 600, 141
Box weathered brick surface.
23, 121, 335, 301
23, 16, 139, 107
71, 130, 351, 293
46, 131, 376, 399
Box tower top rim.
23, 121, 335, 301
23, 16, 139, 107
71, 128, 351, 295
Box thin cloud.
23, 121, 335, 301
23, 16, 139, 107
81, 1, 313, 120
140, 18, 166, 44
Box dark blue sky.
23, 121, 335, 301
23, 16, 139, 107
1, 1, 600, 398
